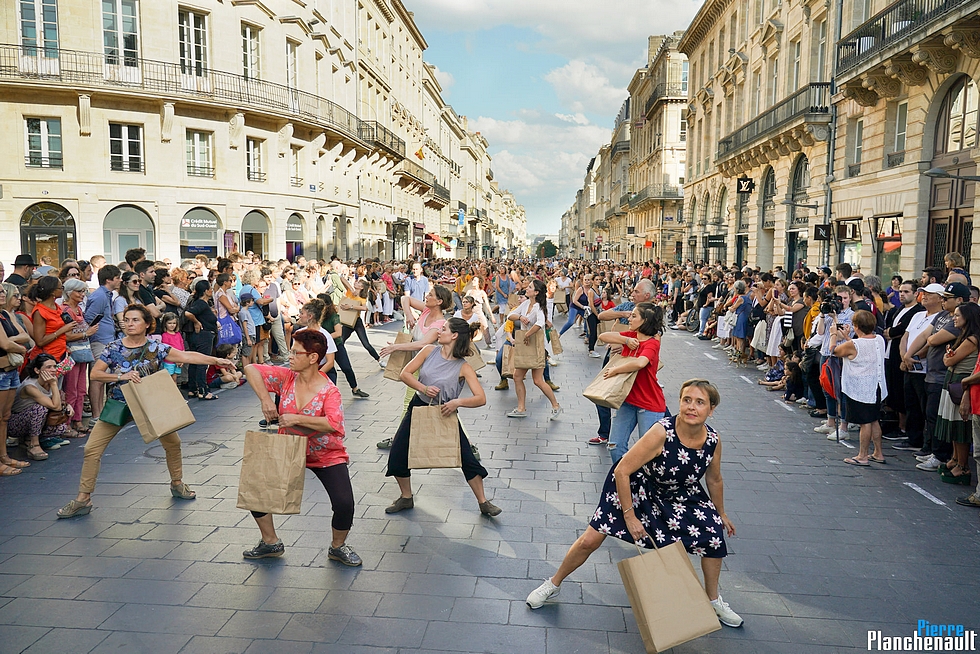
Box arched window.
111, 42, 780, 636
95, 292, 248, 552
700, 193, 710, 225
715, 186, 727, 224
21, 202, 76, 264
687, 196, 696, 227
791, 156, 810, 225
761, 169, 776, 228
935, 76, 979, 156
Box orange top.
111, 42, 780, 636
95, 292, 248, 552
32, 302, 68, 360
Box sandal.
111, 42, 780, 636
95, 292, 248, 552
25, 446, 48, 461
0, 463, 23, 476
0, 457, 29, 469
170, 482, 197, 500
57, 499, 93, 519
198, 393, 218, 401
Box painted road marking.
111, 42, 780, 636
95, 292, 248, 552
904, 482, 950, 509
740, 375, 753, 384
704, 353, 718, 360
774, 400, 795, 413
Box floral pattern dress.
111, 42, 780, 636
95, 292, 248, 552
100, 339, 172, 403
254, 365, 348, 468
588, 416, 727, 558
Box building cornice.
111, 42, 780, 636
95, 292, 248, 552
391, 0, 428, 50
677, 0, 736, 55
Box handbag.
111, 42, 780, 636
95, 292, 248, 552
99, 397, 132, 426
68, 338, 95, 363
947, 381, 965, 405
383, 330, 414, 381
121, 369, 197, 444
618, 541, 721, 652
723, 310, 737, 328
547, 328, 563, 355
408, 402, 462, 469
217, 313, 243, 346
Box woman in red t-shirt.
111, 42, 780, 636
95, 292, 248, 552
597, 302, 666, 464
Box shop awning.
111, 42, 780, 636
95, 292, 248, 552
427, 233, 451, 248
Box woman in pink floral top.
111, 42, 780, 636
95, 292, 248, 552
242, 330, 361, 565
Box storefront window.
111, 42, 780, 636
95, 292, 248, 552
179, 208, 220, 259
875, 215, 902, 279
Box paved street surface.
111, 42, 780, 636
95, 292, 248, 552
2, 322, 979, 653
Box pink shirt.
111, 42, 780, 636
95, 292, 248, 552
253, 365, 347, 468
161, 331, 185, 351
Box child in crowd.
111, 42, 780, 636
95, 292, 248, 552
160, 313, 185, 384
207, 344, 244, 390
782, 355, 806, 403
239, 292, 257, 366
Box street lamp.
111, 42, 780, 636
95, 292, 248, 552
312, 204, 339, 212
923, 167, 980, 182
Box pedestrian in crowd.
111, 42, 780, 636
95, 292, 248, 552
183, 279, 220, 401
6, 254, 37, 286
318, 294, 369, 399
0, 287, 30, 476
833, 310, 888, 466
526, 379, 743, 628
933, 302, 980, 484
29, 276, 74, 362
7, 354, 76, 457
383, 318, 500, 517
83, 265, 121, 421
242, 329, 361, 565
506, 279, 561, 420
56, 304, 233, 518
61, 278, 99, 434
881, 280, 924, 442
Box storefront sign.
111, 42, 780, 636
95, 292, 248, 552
285, 217, 304, 236
813, 224, 830, 241
688, 236, 697, 246
181, 216, 219, 230
458, 209, 465, 226
736, 177, 756, 194
186, 245, 213, 255
706, 234, 726, 247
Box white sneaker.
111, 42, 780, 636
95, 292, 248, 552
712, 343, 724, 349
827, 430, 849, 440
915, 455, 940, 471
846, 423, 860, 432
526, 578, 560, 609
814, 424, 835, 434
588, 351, 602, 358
711, 595, 743, 628
915, 454, 933, 462
757, 364, 770, 371
796, 397, 808, 405
507, 408, 528, 418
549, 406, 563, 421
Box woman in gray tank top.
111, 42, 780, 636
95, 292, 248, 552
384, 318, 501, 517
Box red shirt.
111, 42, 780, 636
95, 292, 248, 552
620, 331, 666, 412
970, 356, 980, 415
254, 365, 348, 468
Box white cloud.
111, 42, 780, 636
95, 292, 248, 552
545, 60, 625, 116
430, 64, 456, 92
555, 112, 590, 125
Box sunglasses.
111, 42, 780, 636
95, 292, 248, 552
66, 271, 80, 277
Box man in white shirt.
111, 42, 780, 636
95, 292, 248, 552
895, 284, 943, 453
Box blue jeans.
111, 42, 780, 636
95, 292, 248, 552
559, 306, 584, 335
699, 307, 713, 335
610, 401, 664, 465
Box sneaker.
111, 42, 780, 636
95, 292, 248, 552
711, 595, 744, 628
808, 409, 828, 418
243, 539, 284, 559
327, 543, 363, 567
479, 500, 502, 517
915, 453, 934, 463
846, 423, 860, 432
827, 431, 848, 440
549, 406, 563, 421
712, 343, 724, 349
220, 381, 238, 390
378, 360, 386, 369
757, 364, 770, 371
352, 388, 370, 398
588, 436, 609, 445
6, 436, 17, 447
796, 397, 808, 405
588, 351, 602, 358
377, 438, 393, 449
890, 440, 919, 451
546, 380, 560, 391
955, 493, 980, 508
495, 379, 509, 391
507, 408, 528, 418
881, 431, 906, 441
385, 496, 414, 513
814, 424, 835, 434
526, 578, 560, 609
915, 455, 940, 471
39, 437, 68, 450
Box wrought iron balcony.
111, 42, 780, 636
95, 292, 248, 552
433, 182, 450, 202
25, 155, 62, 169
395, 160, 435, 189
620, 192, 631, 208
0, 44, 362, 142
247, 170, 267, 182
425, 182, 451, 209
611, 140, 630, 157
290, 176, 304, 187
358, 121, 405, 159
110, 159, 144, 173
836, 0, 971, 75
716, 83, 831, 162
187, 164, 214, 178
628, 184, 683, 209
644, 83, 687, 117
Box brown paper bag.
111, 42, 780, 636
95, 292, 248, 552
121, 370, 196, 444
507, 293, 521, 308
502, 344, 515, 378
598, 320, 616, 336
618, 541, 721, 652
547, 328, 563, 355
384, 331, 414, 381
553, 289, 567, 305
408, 405, 461, 469
338, 300, 360, 327
513, 329, 546, 370
465, 345, 486, 372
236, 430, 307, 515
582, 354, 637, 409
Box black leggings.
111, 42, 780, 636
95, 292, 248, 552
386, 395, 489, 480
341, 317, 380, 361
251, 463, 354, 531
586, 312, 599, 352
332, 342, 359, 390
186, 330, 214, 394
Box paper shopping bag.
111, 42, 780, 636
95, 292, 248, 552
617, 541, 721, 652
465, 345, 486, 372
502, 344, 515, 378
408, 405, 461, 469
553, 289, 567, 305
121, 370, 196, 444
582, 355, 637, 409
384, 331, 414, 381
338, 300, 360, 328
507, 293, 521, 309
547, 328, 563, 355
236, 431, 307, 515
598, 320, 617, 336
513, 329, 546, 370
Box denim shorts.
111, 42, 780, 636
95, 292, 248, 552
0, 369, 21, 391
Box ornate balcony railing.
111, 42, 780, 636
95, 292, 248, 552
358, 121, 405, 159
628, 184, 683, 208
620, 192, 631, 208
836, 0, 970, 74
247, 170, 267, 182
110, 159, 144, 173
433, 182, 450, 203
290, 176, 304, 187
396, 160, 436, 188
716, 83, 831, 160
611, 140, 630, 157
644, 83, 687, 117
0, 43, 362, 142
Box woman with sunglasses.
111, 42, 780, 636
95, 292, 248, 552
58, 264, 81, 283
0, 284, 30, 475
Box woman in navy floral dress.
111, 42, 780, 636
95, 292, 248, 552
526, 379, 744, 628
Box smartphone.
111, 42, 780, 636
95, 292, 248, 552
90, 313, 105, 325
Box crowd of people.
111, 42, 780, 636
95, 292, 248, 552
6, 245, 978, 631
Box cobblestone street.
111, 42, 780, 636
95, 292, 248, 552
1, 323, 979, 653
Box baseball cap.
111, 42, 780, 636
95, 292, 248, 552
922, 283, 947, 295
819, 266, 832, 276
942, 282, 971, 300
846, 278, 865, 294
239, 291, 255, 303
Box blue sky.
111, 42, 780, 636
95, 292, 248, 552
408, 0, 701, 234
